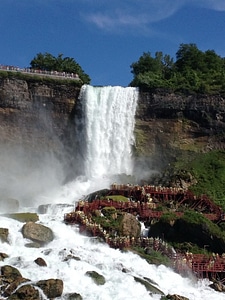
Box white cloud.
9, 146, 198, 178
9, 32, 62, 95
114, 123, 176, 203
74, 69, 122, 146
82, 0, 184, 32
193, 0, 225, 11
79, 0, 225, 32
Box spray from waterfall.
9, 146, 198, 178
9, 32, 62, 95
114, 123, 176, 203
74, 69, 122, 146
76, 85, 139, 180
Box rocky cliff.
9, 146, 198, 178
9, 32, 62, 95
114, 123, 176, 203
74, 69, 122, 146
0, 75, 81, 203
1, 76, 225, 181
0, 76, 80, 150
134, 89, 225, 175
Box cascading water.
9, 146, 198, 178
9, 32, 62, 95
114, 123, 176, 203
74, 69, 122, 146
77, 85, 138, 179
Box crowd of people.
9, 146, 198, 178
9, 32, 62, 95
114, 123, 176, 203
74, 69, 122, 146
0, 64, 80, 80
64, 203, 225, 280
64, 210, 176, 258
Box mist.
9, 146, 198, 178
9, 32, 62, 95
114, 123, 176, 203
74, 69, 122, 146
0, 143, 67, 207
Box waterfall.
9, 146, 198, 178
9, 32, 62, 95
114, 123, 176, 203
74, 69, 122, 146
77, 85, 138, 179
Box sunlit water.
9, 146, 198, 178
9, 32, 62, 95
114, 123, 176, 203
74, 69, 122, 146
0, 86, 224, 299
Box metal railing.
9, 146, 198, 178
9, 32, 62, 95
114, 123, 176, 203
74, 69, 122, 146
0, 64, 80, 80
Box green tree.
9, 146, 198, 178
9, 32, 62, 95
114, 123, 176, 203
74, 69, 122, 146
30, 52, 90, 84
130, 43, 225, 94
175, 43, 203, 72
130, 52, 159, 76
130, 52, 174, 89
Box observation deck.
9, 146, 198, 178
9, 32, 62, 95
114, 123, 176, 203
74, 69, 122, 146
0, 65, 80, 81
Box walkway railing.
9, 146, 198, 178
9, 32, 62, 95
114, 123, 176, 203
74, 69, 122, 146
0, 64, 80, 80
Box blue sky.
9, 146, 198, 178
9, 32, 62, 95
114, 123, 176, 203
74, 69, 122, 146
0, 0, 225, 86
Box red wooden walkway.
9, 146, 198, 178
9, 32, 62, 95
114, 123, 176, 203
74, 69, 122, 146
64, 210, 225, 282
75, 197, 223, 222
174, 253, 225, 282
64, 184, 225, 282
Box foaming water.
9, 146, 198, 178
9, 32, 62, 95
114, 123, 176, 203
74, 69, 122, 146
0, 208, 224, 300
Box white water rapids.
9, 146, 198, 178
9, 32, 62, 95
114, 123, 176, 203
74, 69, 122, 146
0, 85, 224, 299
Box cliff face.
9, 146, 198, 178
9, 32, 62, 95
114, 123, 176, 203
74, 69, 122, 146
135, 90, 225, 172
0, 77, 81, 201
1, 77, 225, 177
0, 77, 80, 151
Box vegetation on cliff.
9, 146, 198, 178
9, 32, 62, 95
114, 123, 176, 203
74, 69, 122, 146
168, 150, 225, 211
130, 43, 225, 94
30, 52, 90, 84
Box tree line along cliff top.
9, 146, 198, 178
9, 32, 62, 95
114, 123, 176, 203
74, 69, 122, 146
129, 43, 225, 95
1, 43, 225, 94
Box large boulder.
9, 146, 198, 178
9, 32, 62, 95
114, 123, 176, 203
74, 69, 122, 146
1, 265, 22, 283
0, 265, 30, 298
36, 279, 63, 298
120, 213, 141, 238
7, 284, 40, 300
21, 222, 54, 245
3, 277, 30, 297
